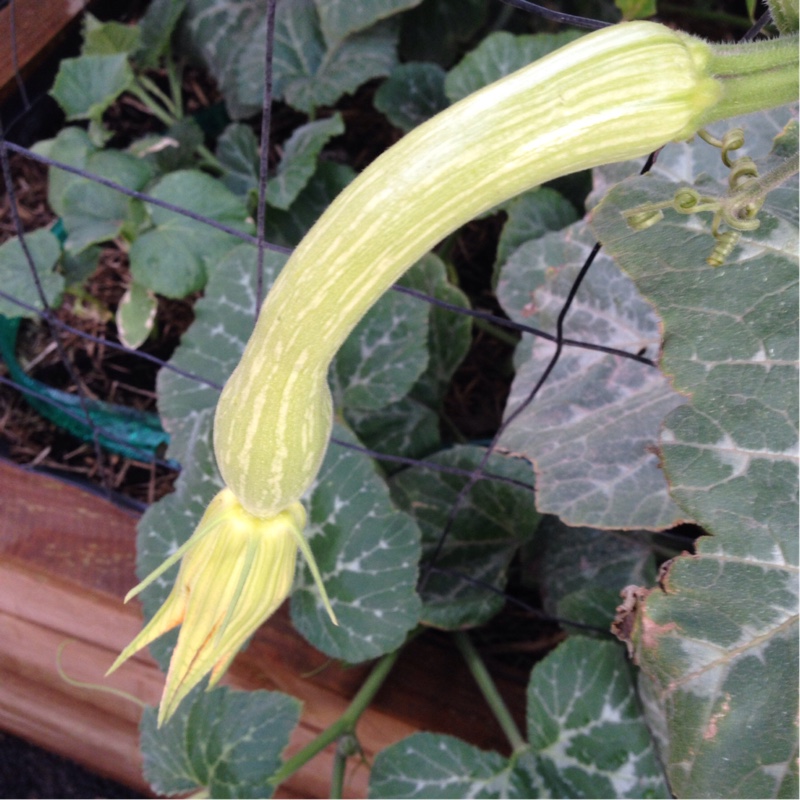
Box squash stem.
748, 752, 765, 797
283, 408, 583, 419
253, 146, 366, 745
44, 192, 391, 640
269, 644, 405, 789
453, 631, 526, 753
700, 34, 799, 126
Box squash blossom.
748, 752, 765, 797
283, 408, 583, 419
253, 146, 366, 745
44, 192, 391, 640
107, 489, 307, 726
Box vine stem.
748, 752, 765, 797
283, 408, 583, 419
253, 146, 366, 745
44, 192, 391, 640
268, 645, 403, 789
127, 81, 174, 128
453, 631, 526, 753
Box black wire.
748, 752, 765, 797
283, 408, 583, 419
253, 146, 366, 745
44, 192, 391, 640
742, 9, 773, 41
393, 285, 657, 367
425, 565, 612, 635
3, 142, 293, 255
498, 0, 611, 29
0, 0, 682, 628
8, 0, 30, 110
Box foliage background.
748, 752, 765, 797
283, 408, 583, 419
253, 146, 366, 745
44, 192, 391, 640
0, 0, 796, 797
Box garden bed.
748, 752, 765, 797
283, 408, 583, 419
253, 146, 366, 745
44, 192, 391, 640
0, 456, 528, 798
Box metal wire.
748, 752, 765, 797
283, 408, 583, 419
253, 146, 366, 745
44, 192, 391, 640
0, 0, 699, 627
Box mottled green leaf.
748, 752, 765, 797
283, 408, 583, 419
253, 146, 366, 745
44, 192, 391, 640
494, 188, 579, 280
185, 0, 399, 117
82, 14, 141, 56
345, 395, 441, 471
520, 638, 669, 798
374, 62, 448, 132
291, 423, 422, 661
592, 109, 799, 798
264, 161, 355, 248
49, 54, 134, 120
535, 517, 659, 631
0, 229, 63, 317
496, 220, 686, 529
314, 0, 423, 48
273, 0, 399, 114
370, 732, 513, 799
130, 170, 252, 296
116, 281, 157, 349
266, 114, 344, 210
216, 122, 260, 198
444, 30, 582, 103
405, 253, 471, 408
390, 445, 539, 629
345, 253, 470, 467
371, 638, 668, 798
141, 683, 301, 798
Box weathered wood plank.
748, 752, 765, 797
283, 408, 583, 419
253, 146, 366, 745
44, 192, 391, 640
0, 459, 525, 797
0, 0, 91, 106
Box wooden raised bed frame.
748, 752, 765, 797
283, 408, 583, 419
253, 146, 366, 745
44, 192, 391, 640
0, 458, 526, 797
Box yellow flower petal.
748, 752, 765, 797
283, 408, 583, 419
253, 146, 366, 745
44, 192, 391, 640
108, 488, 306, 726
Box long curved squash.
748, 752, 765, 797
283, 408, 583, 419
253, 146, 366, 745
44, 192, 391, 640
111, 20, 798, 724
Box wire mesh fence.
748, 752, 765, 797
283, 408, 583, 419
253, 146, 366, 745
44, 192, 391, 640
1, 0, 761, 610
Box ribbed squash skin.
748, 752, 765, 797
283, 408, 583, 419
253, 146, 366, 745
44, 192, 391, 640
213, 21, 722, 517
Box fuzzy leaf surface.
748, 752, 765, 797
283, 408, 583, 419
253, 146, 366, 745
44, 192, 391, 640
263, 161, 355, 248
314, 0, 422, 48
496, 221, 686, 529
273, 0, 399, 113
518, 638, 669, 798
390, 445, 539, 629
49, 54, 134, 120
534, 517, 658, 631
291, 423, 422, 661
345, 253, 470, 469
369, 639, 668, 798
266, 114, 344, 210
216, 123, 260, 198
373, 62, 448, 132
369, 732, 513, 799
130, 170, 252, 297
330, 266, 430, 413
0, 229, 63, 317
186, 0, 399, 117
141, 684, 300, 798
591, 109, 799, 799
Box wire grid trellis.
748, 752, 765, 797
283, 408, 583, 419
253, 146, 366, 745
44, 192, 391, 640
0, 0, 764, 627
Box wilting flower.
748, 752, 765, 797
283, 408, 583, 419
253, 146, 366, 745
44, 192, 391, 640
107, 488, 331, 726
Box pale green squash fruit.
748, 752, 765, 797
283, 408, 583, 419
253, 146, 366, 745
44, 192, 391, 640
212, 20, 798, 517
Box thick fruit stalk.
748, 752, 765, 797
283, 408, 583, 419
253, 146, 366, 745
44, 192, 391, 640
114, 21, 798, 724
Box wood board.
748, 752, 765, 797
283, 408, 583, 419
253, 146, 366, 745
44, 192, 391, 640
0, 459, 526, 797
0, 0, 93, 106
